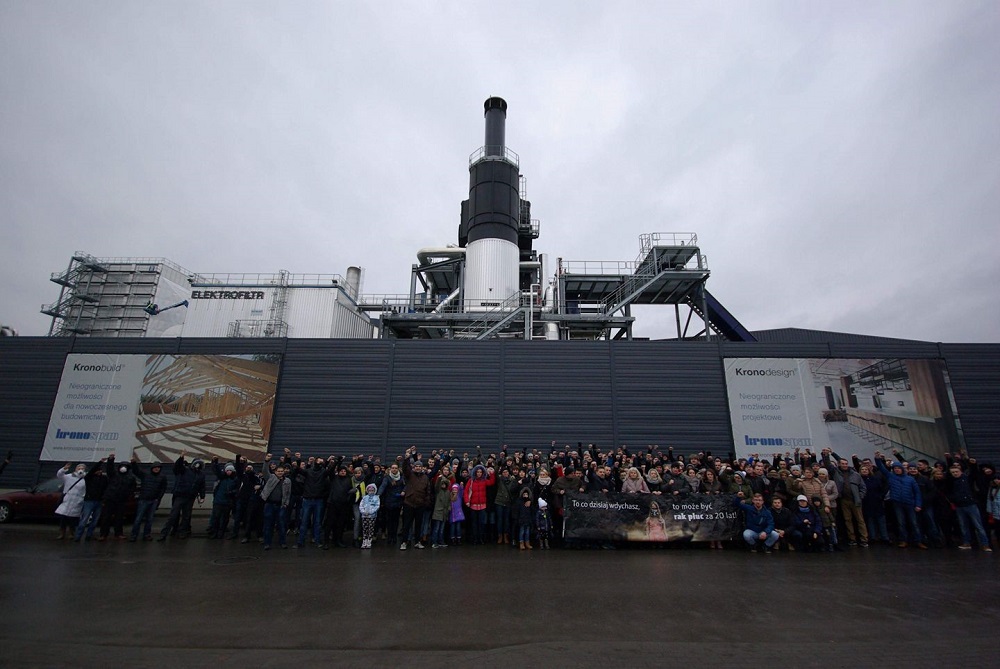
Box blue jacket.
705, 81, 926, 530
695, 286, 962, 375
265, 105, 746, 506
876, 460, 921, 507
740, 502, 775, 534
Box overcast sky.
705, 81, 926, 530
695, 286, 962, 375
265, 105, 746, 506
2, 1, 998, 342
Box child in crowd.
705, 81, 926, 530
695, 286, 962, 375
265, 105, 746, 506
431, 477, 450, 548
359, 484, 380, 549
516, 488, 533, 550
536, 497, 551, 549
448, 482, 465, 545
813, 495, 839, 551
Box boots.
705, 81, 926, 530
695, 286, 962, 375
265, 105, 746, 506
526, 540, 533, 550
519, 541, 526, 550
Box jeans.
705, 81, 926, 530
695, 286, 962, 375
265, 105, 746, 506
496, 505, 510, 536
743, 529, 779, 548
865, 512, 890, 542
518, 525, 531, 543
298, 498, 324, 546
431, 519, 445, 545
131, 499, 158, 539
470, 508, 487, 543
955, 504, 989, 546
918, 507, 943, 543
160, 496, 192, 539
400, 505, 421, 544
75, 500, 102, 540
262, 502, 287, 548
893, 503, 923, 543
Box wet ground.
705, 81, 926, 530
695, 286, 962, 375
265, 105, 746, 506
1, 523, 997, 668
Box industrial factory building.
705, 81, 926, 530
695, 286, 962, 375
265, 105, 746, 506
2, 98, 998, 488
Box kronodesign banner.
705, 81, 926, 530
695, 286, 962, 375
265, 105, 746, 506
563, 492, 741, 542
724, 357, 962, 461
42, 353, 280, 464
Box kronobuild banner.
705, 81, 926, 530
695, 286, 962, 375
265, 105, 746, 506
42, 353, 280, 464
41, 354, 145, 461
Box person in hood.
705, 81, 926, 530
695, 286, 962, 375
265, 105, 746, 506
180, 457, 206, 536
98, 455, 136, 541
359, 484, 380, 549
448, 481, 465, 546
515, 487, 534, 550
464, 464, 495, 545
430, 476, 450, 548
207, 457, 239, 539
130, 456, 167, 541
54, 462, 88, 540
157, 451, 206, 542
536, 497, 552, 549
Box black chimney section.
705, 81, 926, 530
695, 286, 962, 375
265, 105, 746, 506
484, 96, 507, 157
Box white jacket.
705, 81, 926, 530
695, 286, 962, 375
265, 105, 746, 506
55, 468, 87, 517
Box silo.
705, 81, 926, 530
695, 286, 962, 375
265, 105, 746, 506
462, 97, 521, 311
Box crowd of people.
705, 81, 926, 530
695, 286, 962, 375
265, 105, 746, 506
49, 442, 1000, 554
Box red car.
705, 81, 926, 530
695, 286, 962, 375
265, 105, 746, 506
0, 477, 137, 524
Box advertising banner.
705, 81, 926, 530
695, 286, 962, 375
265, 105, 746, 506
724, 357, 962, 462
41, 354, 145, 462
563, 491, 741, 542
42, 353, 280, 464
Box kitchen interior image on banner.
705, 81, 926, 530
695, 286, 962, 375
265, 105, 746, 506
724, 358, 965, 463
135, 354, 281, 464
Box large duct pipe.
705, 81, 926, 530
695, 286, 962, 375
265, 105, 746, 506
484, 96, 506, 157
345, 266, 362, 300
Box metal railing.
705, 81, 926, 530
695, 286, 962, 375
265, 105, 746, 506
468, 145, 519, 167
191, 272, 346, 288
453, 292, 526, 340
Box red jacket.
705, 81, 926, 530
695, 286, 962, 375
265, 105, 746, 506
464, 468, 496, 509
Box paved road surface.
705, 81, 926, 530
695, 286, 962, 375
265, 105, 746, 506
1, 524, 997, 668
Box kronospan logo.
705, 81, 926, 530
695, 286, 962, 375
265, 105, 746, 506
55, 429, 119, 441
744, 435, 811, 447
734, 367, 795, 378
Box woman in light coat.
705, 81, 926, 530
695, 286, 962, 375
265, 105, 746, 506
55, 463, 87, 539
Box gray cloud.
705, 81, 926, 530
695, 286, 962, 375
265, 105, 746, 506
2, 1, 997, 343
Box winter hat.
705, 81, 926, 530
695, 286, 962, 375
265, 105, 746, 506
818, 468, 828, 477
538, 498, 548, 509
224, 464, 236, 474
790, 465, 802, 473
366, 484, 377, 494
796, 495, 808, 502
891, 462, 904, 470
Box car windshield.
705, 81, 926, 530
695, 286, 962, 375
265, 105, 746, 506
36, 478, 62, 493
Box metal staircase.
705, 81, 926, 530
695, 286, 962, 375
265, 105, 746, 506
453, 292, 524, 340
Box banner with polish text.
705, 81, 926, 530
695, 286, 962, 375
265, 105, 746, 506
563, 491, 741, 542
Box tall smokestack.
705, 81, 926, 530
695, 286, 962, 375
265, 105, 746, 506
484, 96, 506, 157
462, 97, 521, 312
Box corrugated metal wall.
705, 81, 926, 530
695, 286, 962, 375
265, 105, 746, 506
2, 337, 999, 489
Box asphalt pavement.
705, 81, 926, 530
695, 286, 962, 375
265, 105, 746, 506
1, 522, 997, 668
